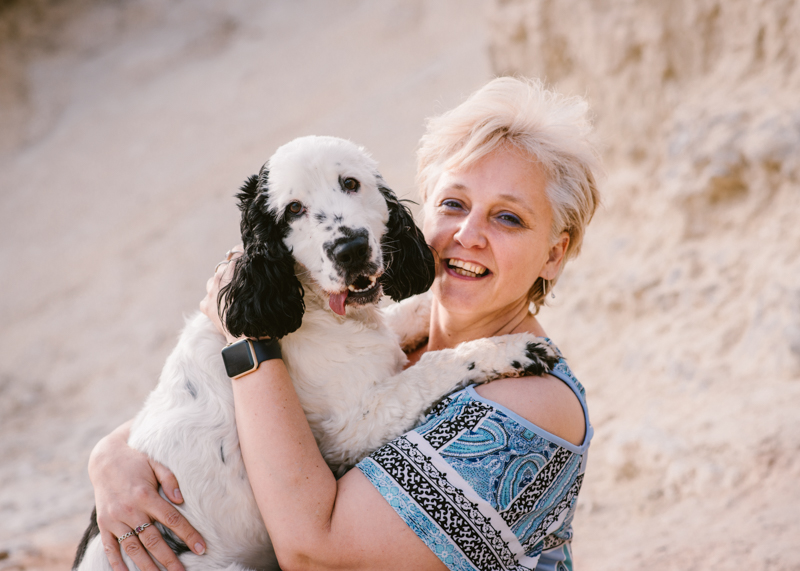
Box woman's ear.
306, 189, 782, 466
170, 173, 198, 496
377, 181, 436, 301
219, 174, 305, 339
540, 231, 570, 280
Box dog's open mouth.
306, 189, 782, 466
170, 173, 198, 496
328, 273, 382, 315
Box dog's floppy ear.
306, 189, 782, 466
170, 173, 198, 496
377, 180, 436, 301
219, 172, 305, 339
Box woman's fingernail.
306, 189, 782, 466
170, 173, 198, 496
174, 488, 183, 502
195, 543, 205, 555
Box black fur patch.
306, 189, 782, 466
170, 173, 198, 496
161, 525, 191, 556
220, 172, 305, 340
72, 507, 100, 569
376, 184, 435, 301
521, 342, 561, 376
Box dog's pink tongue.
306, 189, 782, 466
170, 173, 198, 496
329, 291, 348, 316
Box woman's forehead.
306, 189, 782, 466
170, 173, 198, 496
436, 150, 546, 194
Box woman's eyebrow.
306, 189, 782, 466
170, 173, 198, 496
496, 193, 536, 214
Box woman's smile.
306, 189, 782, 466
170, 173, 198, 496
445, 258, 490, 278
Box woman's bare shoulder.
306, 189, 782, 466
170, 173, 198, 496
473, 374, 586, 446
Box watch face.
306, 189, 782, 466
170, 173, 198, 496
222, 341, 256, 378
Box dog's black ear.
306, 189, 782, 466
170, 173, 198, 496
235, 173, 261, 213
219, 172, 305, 339
377, 181, 436, 301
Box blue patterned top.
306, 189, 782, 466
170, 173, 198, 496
357, 357, 592, 571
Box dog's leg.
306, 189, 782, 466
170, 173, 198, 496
74, 532, 114, 571
380, 291, 431, 352
331, 333, 560, 469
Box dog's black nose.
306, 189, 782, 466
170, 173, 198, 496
333, 236, 369, 268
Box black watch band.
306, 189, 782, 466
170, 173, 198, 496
221, 338, 282, 379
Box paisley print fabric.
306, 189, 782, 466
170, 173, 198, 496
357, 357, 592, 571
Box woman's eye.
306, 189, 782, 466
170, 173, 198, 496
441, 199, 464, 210
287, 201, 305, 216
497, 212, 523, 226
340, 177, 360, 193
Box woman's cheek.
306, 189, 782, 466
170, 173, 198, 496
422, 207, 454, 246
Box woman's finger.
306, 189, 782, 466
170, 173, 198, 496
117, 532, 161, 571
152, 497, 206, 556
107, 519, 161, 571
201, 247, 243, 342
149, 458, 183, 505
136, 524, 188, 571
99, 529, 130, 571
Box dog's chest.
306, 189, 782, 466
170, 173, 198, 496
279, 310, 406, 431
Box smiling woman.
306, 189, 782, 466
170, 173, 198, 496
416, 77, 601, 311
87, 77, 603, 571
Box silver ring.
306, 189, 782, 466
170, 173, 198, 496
117, 530, 136, 544
134, 522, 151, 535
214, 259, 231, 273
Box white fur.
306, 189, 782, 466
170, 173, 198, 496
77, 137, 557, 571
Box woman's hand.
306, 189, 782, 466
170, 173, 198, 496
199, 246, 242, 344
89, 424, 206, 571
88, 247, 242, 570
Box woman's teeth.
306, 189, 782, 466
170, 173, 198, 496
348, 275, 377, 293
447, 259, 487, 277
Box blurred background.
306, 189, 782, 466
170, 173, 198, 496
1, 1, 798, 569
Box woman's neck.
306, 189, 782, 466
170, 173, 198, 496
426, 298, 546, 352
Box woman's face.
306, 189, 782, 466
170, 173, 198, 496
422, 146, 568, 318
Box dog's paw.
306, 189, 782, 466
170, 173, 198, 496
516, 339, 562, 377
455, 333, 561, 383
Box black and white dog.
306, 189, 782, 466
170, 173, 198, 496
74, 136, 559, 571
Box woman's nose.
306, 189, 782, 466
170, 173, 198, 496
453, 214, 487, 249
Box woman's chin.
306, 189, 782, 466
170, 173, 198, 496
433, 282, 491, 313
432, 277, 533, 318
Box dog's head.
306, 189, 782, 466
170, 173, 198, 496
220, 136, 435, 339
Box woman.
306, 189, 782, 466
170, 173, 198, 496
89, 77, 601, 571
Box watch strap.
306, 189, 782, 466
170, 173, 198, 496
250, 338, 282, 363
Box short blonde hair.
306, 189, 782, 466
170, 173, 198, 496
416, 77, 602, 309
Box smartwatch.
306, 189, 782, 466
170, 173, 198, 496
221, 338, 282, 379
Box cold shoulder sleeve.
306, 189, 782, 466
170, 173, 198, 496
356, 358, 593, 571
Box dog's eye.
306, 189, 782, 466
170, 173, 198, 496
286, 201, 305, 216
340, 177, 360, 193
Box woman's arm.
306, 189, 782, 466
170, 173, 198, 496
230, 360, 447, 571
88, 422, 206, 571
